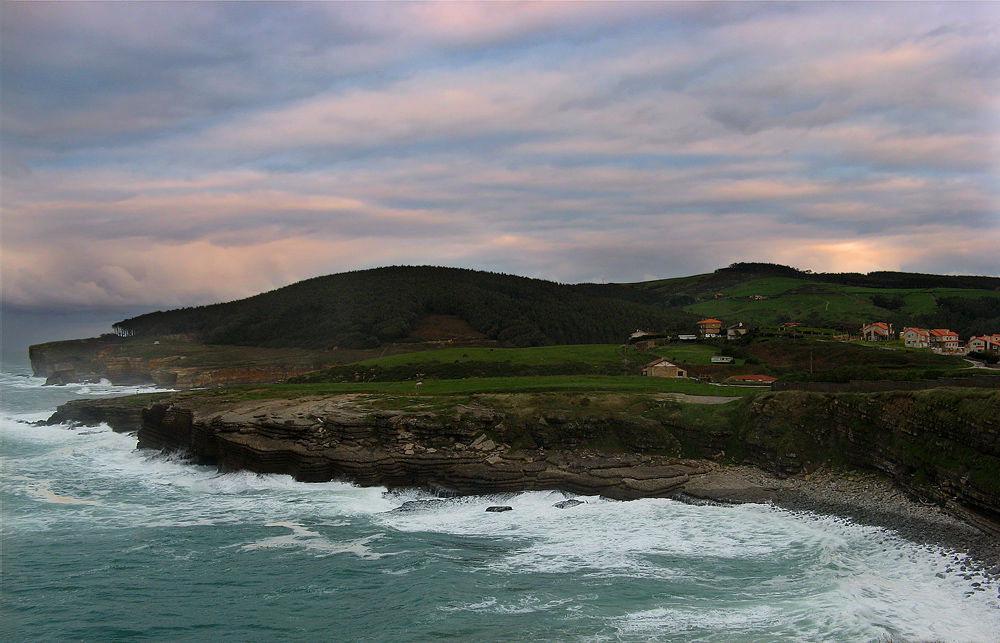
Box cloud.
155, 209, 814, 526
2, 0, 998, 335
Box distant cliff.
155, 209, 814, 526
49, 387, 1000, 535
29, 335, 336, 388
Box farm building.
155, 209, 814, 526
727, 322, 749, 340
642, 358, 688, 378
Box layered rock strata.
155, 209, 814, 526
134, 396, 701, 500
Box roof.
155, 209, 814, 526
697, 319, 722, 324
930, 328, 957, 337
864, 322, 890, 330
643, 358, 678, 368
732, 375, 777, 382
904, 327, 930, 336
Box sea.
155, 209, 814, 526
2, 357, 999, 643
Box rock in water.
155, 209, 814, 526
485, 505, 513, 512
554, 499, 584, 509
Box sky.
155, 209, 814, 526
2, 1, 999, 353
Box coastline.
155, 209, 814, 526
688, 464, 1000, 574
46, 392, 1000, 574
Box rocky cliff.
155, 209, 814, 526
133, 395, 702, 500
47, 388, 1000, 535
731, 390, 1000, 535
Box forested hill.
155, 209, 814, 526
113, 266, 698, 349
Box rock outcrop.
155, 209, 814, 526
44, 397, 157, 433
134, 396, 701, 500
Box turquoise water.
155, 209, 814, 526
2, 361, 999, 643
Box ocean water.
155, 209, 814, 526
2, 360, 999, 643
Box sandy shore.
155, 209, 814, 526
684, 464, 1000, 575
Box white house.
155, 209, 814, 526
902, 327, 930, 349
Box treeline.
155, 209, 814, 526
715, 262, 1000, 292
113, 266, 698, 350
916, 296, 1000, 337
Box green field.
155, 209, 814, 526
354, 344, 627, 369
645, 344, 734, 365
200, 375, 757, 401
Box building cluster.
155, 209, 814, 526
862, 322, 1000, 356
695, 319, 748, 340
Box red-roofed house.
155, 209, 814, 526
860, 322, 893, 341
929, 329, 961, 354
968, 335, 1000, 352
696, 319, 723, 338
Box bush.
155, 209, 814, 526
968, 350, 1000, 365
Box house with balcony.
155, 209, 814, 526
929, 328, 962, 354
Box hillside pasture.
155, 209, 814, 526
203, 375, 757, 401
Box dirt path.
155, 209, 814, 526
653, 393, 741, 404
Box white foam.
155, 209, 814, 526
440, 594, 582, 615
0, 368, 170, 396
615, 605, 782, 635
241, 522, 387, 558
24, 478, 100, 505
378, 491, 1000, 640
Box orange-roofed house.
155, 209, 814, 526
929, 329, 961, 354
696, 319, 723, 338
968, 335, 1000, 352
860, 322, 893, 341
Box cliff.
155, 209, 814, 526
732, 390, 1000, 535
47, 388, 1000, 535
133, 394, 703, 501
28, 335, 339, 388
